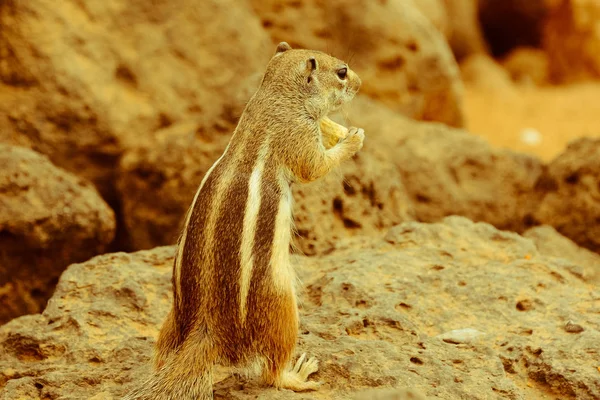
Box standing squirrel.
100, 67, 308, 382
124, 42, 364, 400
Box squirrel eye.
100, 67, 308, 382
337, 68, 347, 80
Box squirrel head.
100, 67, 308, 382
261, 42, 362, 120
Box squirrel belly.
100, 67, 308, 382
123, 41, 364, 400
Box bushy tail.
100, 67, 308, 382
123, 339, 214, 400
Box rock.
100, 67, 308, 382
412, 0, 451, 38
0, 0, 271, 200
460, 53, 517, 94
564, 321, 585, 334
354, 388, 427, 400
436, 328, 487, 345
347, 97, 543, 233
0, 248, 174, 400
543, 0, 600, 82
292, 145, 414, 255
532, 138, 600, 254
318, 0, 487, 63
249, 0, 465, 127
479, 0, 550, 57
0, 145, 115, 324
394, 128, 542, 232
414, 0, 491, 62
117, 102, 415, 253
1, 217, 599, 399
524, 225, 600, 282
117, 121, 231, 250
501, 47, 550, 86
444, 0, 489, 60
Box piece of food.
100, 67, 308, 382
320, 116, 349, 149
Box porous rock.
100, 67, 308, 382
0, 145, 115, 324
441, 0, 488, 60
524, 224, 600, 282
117, 121, 231, 250
294, 148, 414, 255
399, 0, 489, 61
354, 387, 427, 400
501, 47, 550, 86
348, 96, 544, 233
412, 0, 451, 38
532, 138, 600, 254
393, 127, 542, 231
1, 217, 598, 399
249, 0, 465, 127
0, 0, 271, 200
460, 53, 517, 94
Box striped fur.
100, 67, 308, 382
124, 42, 363, 400
173, 147, 229, 310
239, 141, 270, 321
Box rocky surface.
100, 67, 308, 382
413, 0, 451, 38
460, 53, 518, 94
402, 0, 488, 61
524, 225, 600, 282
249, 0, 465, 127
532, 138, 600, 254
390, 126, 542, 232
1, 217, 598, 399
543, 0, 600, 82
501, 47, 550, 86
354, 388, 427, 399
117, 121, 232, 250
0, 0, 271, 200
292, 145, 414, 255
348, 96, 543, 233
443, 0, 488, 60
0, 145, 115, 324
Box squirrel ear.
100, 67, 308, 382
275, 42, 292, 54
306, 57, 317, 71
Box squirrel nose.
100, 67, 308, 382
349, 71, 362, 91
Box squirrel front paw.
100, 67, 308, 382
342, 127, 365, 155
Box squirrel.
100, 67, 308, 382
123, 42, 364, 400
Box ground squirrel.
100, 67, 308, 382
123, 42, 364, 400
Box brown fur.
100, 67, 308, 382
123, 42, 364, 400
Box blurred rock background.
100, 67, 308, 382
0, 0, 599, 399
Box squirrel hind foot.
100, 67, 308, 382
277, 353, 321, 392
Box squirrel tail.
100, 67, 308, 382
123, 338, 215, 400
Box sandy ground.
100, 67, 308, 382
464, 81, 600, 161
